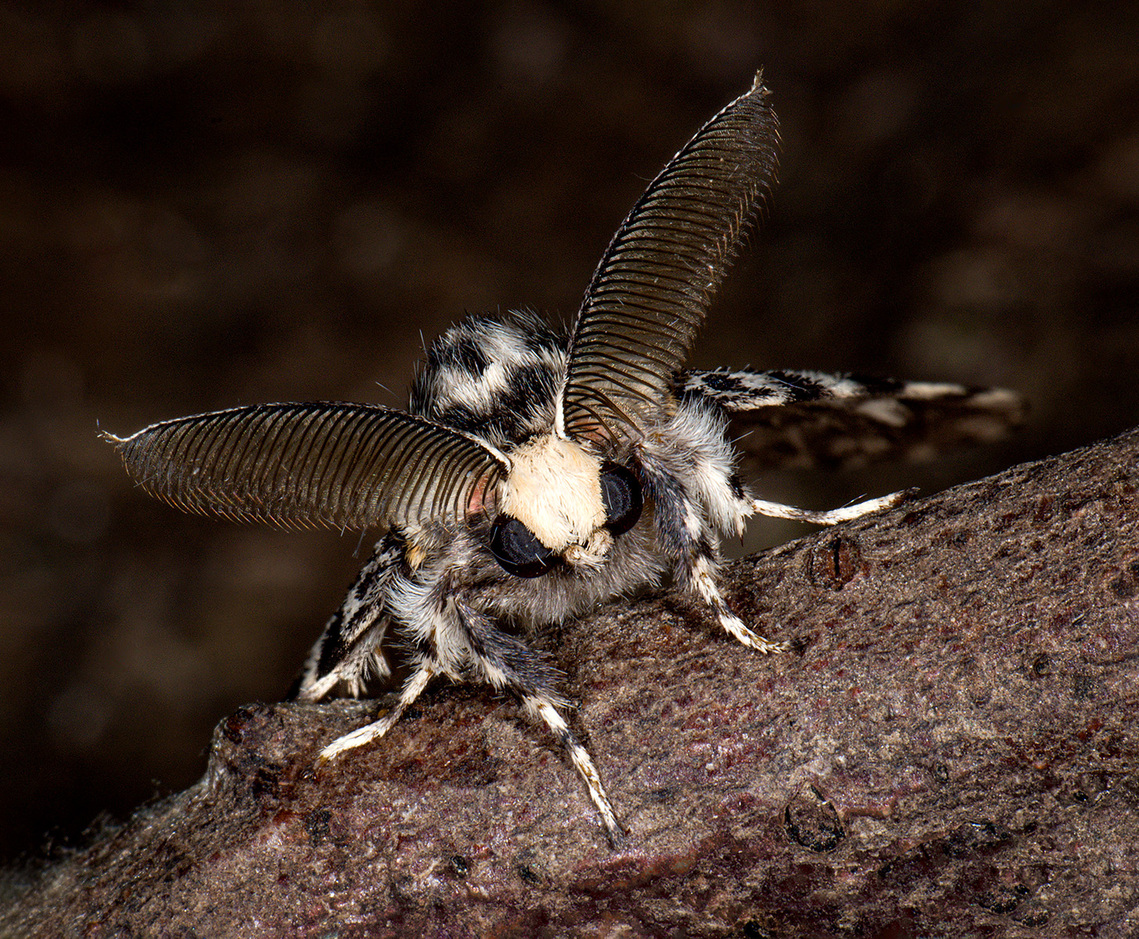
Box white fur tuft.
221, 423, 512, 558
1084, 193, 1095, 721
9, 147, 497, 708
500, 434, 605, 551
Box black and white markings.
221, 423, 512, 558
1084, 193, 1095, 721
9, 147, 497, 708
106, 74, 1023, 846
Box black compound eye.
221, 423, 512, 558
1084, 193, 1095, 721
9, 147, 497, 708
489, 516, 559, 578
600, 462, 642, 536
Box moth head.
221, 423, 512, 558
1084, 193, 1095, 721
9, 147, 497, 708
490, 434, 641, 578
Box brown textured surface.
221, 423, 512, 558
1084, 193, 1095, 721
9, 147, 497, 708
4, 427, 1138, 937
3, 0, 1138, 883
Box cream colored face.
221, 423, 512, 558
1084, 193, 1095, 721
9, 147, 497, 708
499, 434, 606, 553
488, 434, 643, 578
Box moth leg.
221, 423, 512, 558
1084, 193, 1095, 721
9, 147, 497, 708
691, 554, 788, 654
698, 490, 906, 652
317, 658, 435, 763
292, 616, 390, 704
648, 464, 790, 653
703, 490, 905, 651
747, 490, 906, 525
523, 694, 624, 848
289, 536, 402, 703
457, 601, 625, 846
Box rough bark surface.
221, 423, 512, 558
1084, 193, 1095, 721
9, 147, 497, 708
4, 428, 1139, 938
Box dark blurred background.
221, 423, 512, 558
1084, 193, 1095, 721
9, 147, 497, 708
1, 1, 1136, 864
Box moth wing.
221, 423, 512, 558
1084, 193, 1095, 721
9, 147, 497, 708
105, 402, 506, 532
678, 368, 1027, 470
559, 73, 779, 444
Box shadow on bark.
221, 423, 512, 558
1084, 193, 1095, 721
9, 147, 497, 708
4, 428, 1139, 938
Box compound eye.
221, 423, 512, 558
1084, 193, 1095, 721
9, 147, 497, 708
489, 516, 559, 578
600, 462, 642, 536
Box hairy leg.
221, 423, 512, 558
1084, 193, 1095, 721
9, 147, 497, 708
746, 489, 906, 525
289, 537, 402, 702
317, 658, 436, 762
458, 601, 624, 845
522, 693, 624, 847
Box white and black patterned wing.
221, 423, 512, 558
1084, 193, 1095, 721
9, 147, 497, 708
679, 368, 1027, 470
106, 403, 507, 531
559, 73, 779, 444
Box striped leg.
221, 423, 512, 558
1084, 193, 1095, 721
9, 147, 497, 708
746, 489, 906, 525
690, 489, 908, 651
289, 537, 402, 703
317, 660, 435, 763
691, 554, 788, 653
524, 694, 624, 847
457, 601, 625, 846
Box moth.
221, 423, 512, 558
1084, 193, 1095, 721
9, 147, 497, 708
106, 74, 1023, 845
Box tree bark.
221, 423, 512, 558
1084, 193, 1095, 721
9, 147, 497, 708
5, 428, 1139, 938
